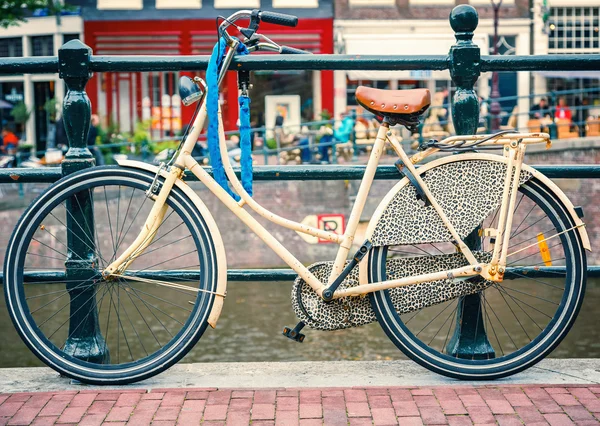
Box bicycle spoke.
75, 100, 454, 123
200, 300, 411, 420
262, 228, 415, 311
482, 291, 504, 357
73, 189, 107, 268
496, 285, 532, 341
504, 270, 565, 290
493, 284, 551, 323
45, 281, 107, 340
484, 295, 519, 351
50, 210, 108, 266
117, 278, 152, 355
30, 274, 101, 316
62, 284, 111, 354
121, 283, 184, 328
108, 284, 134, 363
471, 295, 483, 360
427, 301, 458, 347
415, 301, 456, 337
115, 187, 137, 249
120, 281, 173, 340
104, 187, 118, 262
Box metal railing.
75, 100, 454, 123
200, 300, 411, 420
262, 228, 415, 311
0, 4, 599, 359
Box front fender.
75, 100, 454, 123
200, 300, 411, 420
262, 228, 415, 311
359, 153, 591, 284
116, 159, 227, 328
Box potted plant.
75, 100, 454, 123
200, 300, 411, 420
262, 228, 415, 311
10, 101, 31, 139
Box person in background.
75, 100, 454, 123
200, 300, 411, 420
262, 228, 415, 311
575, 97, 589, 137
87, 114, 104, 165
529, 97, 550, 119
273, 115, 295, 147
273, 115, 312, 163
318, 113, 354, 164
1, 127, 19, 154
554, 97, 572, 121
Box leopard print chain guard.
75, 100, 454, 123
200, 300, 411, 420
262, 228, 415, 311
292, 252, 492, 331
370, 160, 532, 246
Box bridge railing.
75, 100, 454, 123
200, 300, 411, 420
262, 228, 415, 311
0, 4, 599, 361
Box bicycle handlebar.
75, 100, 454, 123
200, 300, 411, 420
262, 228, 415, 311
258, 11, 298, 27
280, 45, 312, 55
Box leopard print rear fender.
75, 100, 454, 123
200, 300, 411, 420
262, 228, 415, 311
368, 156, 532, 247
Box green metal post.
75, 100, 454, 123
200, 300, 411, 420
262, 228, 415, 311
59, 40, 109, 364
445, 5, 495, 360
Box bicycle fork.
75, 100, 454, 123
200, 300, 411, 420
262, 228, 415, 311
102, 166, 183, 277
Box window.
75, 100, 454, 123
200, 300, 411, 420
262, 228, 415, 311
548, 7, 600, 53
214, 0, 259, 7
273, 0, 317, 7
97, 0, 142, 10
62, 34, 80, 45
31, 36, 54, 56
156, 0, 200, 8
0, 38, 23, 57
349, 0, 394, 6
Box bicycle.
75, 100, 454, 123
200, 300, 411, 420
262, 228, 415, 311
4, 9, 590, 385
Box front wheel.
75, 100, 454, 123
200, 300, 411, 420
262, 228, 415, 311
368, 177, 586, 379
4, 166, 219, 385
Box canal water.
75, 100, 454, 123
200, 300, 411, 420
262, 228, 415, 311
1, 278, 600, 369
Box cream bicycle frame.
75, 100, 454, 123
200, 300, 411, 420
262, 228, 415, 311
103, 86, 555, 299
102, 36, 555, 298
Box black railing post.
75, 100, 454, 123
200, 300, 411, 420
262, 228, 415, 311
59, 40, 109, 364
445, 5, 495, 359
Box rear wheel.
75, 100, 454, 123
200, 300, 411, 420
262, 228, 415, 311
4, 166, 219, 384
368, 177, 586, 379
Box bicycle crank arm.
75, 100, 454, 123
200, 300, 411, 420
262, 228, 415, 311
322, 240, 373, 302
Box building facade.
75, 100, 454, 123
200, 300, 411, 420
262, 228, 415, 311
69, 0, 334, 137
334, 0, 532, 129
532, 0, 600, 113
0, 14, 83, 150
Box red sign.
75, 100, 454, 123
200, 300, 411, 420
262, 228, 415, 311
317, 214, 346, 243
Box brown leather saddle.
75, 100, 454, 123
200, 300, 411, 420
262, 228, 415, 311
355, 86, 431, 131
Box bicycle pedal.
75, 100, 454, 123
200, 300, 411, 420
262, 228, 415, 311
282, 322, 306, 343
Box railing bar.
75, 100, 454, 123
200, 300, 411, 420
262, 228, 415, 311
2, 165, 599, 185
3, 266, 600, 284
481, 54, 600, 72
3, 54, 600, 75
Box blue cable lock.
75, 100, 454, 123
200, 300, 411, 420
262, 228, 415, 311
206, 38, 252, 200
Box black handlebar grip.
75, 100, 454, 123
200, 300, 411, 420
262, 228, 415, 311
259, 11, 298, 27
281, 46, 312, 55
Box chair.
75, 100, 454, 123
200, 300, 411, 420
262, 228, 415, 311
354, 120, 373, 152
586, 118, 600, 137
527, 119, 542, 133
500, 106, 519, 131
275, 128, 302, 164
555, 118, 579, 139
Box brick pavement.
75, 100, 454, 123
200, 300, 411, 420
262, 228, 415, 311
1, 385, 600, 425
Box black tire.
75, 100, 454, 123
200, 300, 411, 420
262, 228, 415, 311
368, 177, 586, 380
4, 166, 219, 385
